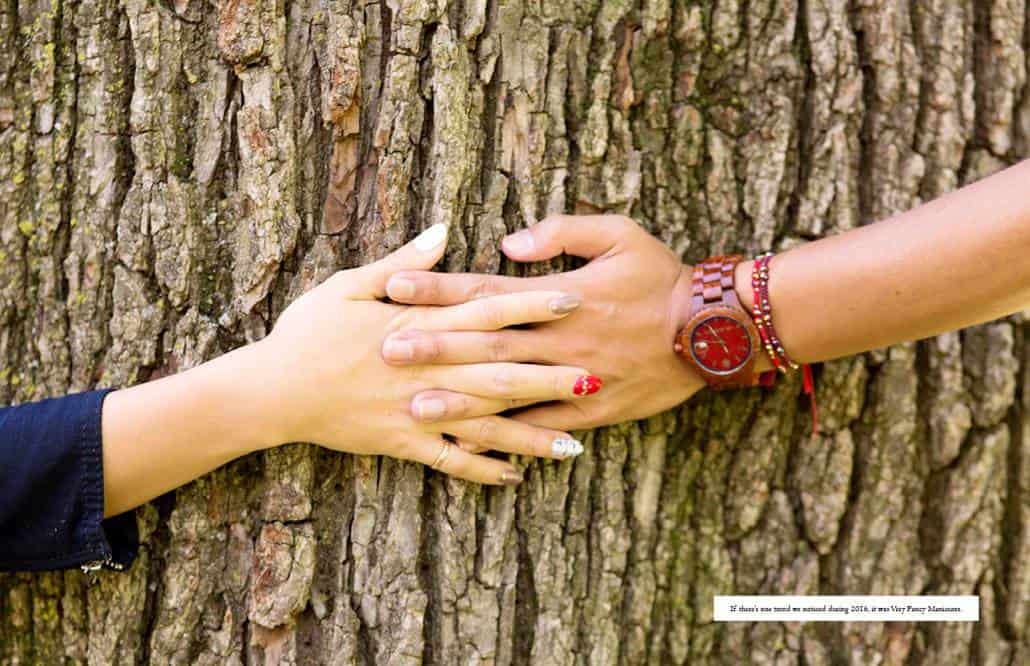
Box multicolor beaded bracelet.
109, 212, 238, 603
751, 252, 819, 435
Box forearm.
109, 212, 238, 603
101, 342, 282, 517
733, 159, 1030, 365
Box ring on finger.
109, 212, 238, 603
430, 441, 453, 470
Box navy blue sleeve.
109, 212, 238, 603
0, 389, 138, 572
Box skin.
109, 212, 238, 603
101, 157, 1030, 514
101, 225, 598, 517
383, 158, 1030, 436
384, 215, 701, 431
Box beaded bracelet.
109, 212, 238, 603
751, 253, 797, 372
751, 252, 819, 435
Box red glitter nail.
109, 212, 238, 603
573, 375, 603, 396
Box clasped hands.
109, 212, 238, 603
256, 215, 706, 486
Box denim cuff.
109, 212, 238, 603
0, 389, 139, 572
75, 388, 139, 573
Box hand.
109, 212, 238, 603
250, 224, 600, 485
381, 215, 706, 431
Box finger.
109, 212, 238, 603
512, 401, 593, 432
443, 417, 584, 460
423, 363, 603, 400
382, 329, 538, 365
386, 271, 544, 306
501, 214, 636, 262
409, 291, 581, 332
402, 435, 523, 486
339, 223, 449, 300
409, 390, 537, 422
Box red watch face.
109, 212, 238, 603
689, 315, 753, 374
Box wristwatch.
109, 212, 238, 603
673, 255, 762, 390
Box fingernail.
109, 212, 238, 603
502, 229, 534, 255
416, 399, 446, 421
382, 336, 415, 362
551, 437, 584, 458
549, 295, 581, 315
413, 223, 448, 252
387, 277, 416, 300
500, 468, 523, 485
572, 375, 603, 396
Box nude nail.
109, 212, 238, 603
502, 229, 534, 255
551, 437, 584, 458
499, 469, 523, 485
417, 398, 446, 421
388, 277, 416, 301
382, 337, 414, 362
413, 223, 448, 252
549, 295, 581, 315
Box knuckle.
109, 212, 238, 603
450, 394, 472, 419
469, 276, 495, 300
477, 300, 505, 330
491, 367, 517, 393
422, 275, 443, 301
477, 418, 499, 444
418, 333, 442, 361
614, 215, 641, 236
486, 333, 509, 362
555, 371, 570, 398
469, 275, 500, 300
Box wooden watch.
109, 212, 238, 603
673, 255, 762, 390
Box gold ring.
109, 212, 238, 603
430, 441, 452, 470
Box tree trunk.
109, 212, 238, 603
1, 0, 1028, 663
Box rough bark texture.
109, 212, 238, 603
1, 0, 1028, 664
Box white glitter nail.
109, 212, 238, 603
551, 437, 584, 458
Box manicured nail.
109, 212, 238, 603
551, 437, 584, 458
388, 277, 416, 301
382, 336, 415, 362
500, 468, 523, 485
549, 295, 581, 315
572, 375, 603, 396
416, 398, 446, 421
413, 223, 448, 252
502, 229, 534, 255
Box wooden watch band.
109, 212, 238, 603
680, 254, 762, 390
691, 255, 743, 310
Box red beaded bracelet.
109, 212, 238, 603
751, 253, 797, 372
751, 252, 819, 435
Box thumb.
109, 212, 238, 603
501, 214, 633, 262
341, 223, 449, 300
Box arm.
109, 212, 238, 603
380, 159, 1030, 431
732, 159, 1030, 366
101, 224, 596, 517
2, 225, 598, 572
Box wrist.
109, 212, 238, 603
733, 259, 775, 374
669, 263, 695, 334
195, 340, 293, 453
667, 264, 707, 399
670, 258, 775, 378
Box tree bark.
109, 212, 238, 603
1, 0, 1028, 663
